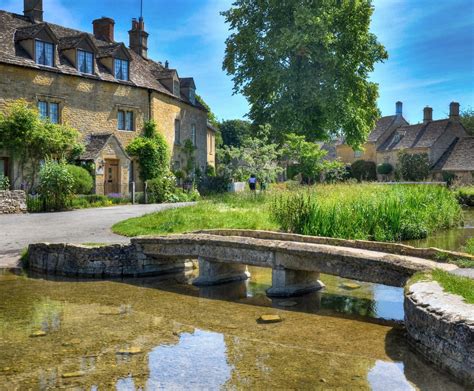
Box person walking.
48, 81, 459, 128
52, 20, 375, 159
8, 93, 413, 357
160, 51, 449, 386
248, 174, 257, 191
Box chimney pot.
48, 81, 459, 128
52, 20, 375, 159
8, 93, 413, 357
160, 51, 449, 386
93, 17, 115, 43
129, 17, 149, 58
396, 101, 403, 116
423, 106, 433, 124
24, 0, 43, 22
165, 60, 169, 69
449, 102, 460, 121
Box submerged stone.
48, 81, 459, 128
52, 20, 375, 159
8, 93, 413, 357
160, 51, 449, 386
258, 315, 282, 323
341, 283, 361, 290
277, 301, 298, 307
116, 347, 142, 355
62, 371, 85, 378
30, 331, 47, 337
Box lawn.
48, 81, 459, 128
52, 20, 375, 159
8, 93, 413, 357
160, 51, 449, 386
112, 183, 463, 242
113, 192, 278, 237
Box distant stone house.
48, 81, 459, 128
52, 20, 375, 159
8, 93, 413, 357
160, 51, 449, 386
334, 101, 473, 183
336, 101, 408, 164
0, 1, 215, 195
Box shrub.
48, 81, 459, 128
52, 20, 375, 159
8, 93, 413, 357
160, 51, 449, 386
351, 160, 377, 182
126, 120, 169, 182
198, 175, 231, 196
37, 160, 75, 211
0, 175, 10, 190
147, 172, 178, 204
377, 163, 393, 176
66, 164, 94, 194
464, 238, 474, 255
398, 152, 430, 181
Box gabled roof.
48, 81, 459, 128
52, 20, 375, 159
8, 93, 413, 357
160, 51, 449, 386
0, 10, 206, 111
15, 22, 58, 43
440, 137, 474, 172
97, 42, 131, 60
367, 115, 398, 143
432, 138, 459, 171
58, 33, 97, 53
80, 133, 130, 161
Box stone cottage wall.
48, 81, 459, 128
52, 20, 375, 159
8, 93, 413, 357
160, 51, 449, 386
0, 190, 27, 214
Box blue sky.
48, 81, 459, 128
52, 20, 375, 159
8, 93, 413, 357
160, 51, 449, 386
2, 0, 473, 124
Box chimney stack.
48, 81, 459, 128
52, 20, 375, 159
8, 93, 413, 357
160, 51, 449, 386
396, 101, 403, 116
93, 17, 115, 43
24, 0, 43, 23
423, 106, 433, 124
129, 17, 149, 58
449, 102, 460, 121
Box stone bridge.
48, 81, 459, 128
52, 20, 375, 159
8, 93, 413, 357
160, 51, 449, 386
29, 229, 463, 297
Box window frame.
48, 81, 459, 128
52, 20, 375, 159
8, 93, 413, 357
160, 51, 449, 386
354, 150, 363, 158
114, 58, 130, 81
191, 124, 197, 146
117, 109, 134, 131
77, 49, 94, 74
174, 119, 181, 145
35, 39, 54, 67
37, 100, 60, 124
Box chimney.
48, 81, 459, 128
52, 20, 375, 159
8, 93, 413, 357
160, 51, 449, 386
129, 17, 149, 58
165, 60, 169, 69
449, 102, 460, 121
93, 17, 115, 43
24, 0, 43, 22
423, 106, 433, 124
395, 101, 403, 116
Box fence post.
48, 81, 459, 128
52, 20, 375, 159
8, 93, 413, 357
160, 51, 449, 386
144, 181, 148, 204
131, 181, 136, 205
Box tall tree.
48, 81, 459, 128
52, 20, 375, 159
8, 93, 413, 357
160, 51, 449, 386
460, 107, 474, 136
222, 0, 387, 147
219, 119, 253, 147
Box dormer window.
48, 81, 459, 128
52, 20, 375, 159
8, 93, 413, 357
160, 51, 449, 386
77, 49, 94, 74
173, 80, 180, 96
114, 58, 129, 81
35, 40, 54, 66
189, 88, 196, 105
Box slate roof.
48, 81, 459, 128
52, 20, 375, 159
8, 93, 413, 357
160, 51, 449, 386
432, 138, 459, 171
440, 137, 474, 171
378, 120, 455, 152
0, 10, 205, 111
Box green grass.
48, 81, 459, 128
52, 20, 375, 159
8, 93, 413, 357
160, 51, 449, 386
432, 269, 474, 304
271, 184, 462, 241
456, 186, 474, 206
113, 192, 278, 237
113, 184, 463, 243
464, 237, 474, 255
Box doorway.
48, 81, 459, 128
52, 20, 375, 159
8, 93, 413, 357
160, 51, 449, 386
104, 159, 120, 194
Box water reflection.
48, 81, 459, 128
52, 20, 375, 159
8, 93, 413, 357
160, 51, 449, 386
368, 361, 415, 391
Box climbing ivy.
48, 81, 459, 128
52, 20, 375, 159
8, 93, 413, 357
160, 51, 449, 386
126, 121, 170, 182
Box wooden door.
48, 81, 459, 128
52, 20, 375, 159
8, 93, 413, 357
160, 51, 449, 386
104, 160, 119, 194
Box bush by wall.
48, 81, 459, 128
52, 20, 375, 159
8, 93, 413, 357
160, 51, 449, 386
198, 175, 231, 196
377, 163, 393, 176
66, 164, 94, 195
351, 160, 377, 182
37, 160, 75, 212
398, 152, 430, 181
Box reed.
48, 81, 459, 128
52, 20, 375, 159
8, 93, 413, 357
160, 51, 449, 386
271, 184, 462, 241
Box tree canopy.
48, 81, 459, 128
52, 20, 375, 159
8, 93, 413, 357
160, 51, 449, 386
222, 0, 387, 146
219, 119, 253, 147
460, 107, 474, 136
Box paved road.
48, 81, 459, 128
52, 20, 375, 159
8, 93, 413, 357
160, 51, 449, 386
0, 203, 192, 268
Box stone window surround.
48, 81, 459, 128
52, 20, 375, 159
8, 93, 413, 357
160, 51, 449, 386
115, 104, 140, 132
35, 94, 65, 124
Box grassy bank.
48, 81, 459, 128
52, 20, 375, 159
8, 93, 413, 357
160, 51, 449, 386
410, 270, 474, 304
272, 184, 462, 241
113, 184, 463, 242
113, 192, 277, 237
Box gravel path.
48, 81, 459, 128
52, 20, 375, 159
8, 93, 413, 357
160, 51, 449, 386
0, 203, 193, 269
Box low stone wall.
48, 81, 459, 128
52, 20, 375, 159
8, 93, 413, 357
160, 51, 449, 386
28, 243, 193, 278
0, 190, 27, 214
404, 281, 474, 387
195, 229, 474, 263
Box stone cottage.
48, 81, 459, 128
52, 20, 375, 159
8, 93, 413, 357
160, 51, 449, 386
0, 0, 214, 195
335, 101, 473, 183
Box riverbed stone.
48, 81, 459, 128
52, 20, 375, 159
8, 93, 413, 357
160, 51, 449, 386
258, 315, 282, 323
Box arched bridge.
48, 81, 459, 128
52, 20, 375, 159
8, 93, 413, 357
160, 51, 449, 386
29, 230, 463, 297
